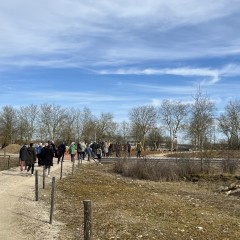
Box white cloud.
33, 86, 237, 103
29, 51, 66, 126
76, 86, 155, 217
98, 63, 240, 86
151, 99, 162, 107
0, 0, 240, 68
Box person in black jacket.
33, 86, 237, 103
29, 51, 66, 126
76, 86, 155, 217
19, 144, 27, 172
25, 143, 37, 176
57, 141, 66, 164
41, 142, 54, 177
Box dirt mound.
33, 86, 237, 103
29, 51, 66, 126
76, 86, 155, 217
2, 144, 21, 154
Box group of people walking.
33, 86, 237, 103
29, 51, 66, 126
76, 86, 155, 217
19, 141, 66, 177
19, 140, 144, 175
68, 140, 143, 162
68, 141, 103, 164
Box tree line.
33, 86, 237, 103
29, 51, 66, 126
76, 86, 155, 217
0, 88, 240, 150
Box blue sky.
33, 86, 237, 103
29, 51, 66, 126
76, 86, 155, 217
1, 0, 240, 121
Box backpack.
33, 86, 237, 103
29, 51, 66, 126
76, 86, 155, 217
37, 146, 42, 154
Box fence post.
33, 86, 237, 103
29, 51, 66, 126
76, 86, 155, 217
50, 177, 56, 224
35, 170, 39, 201
4, 149, 6, 169
83, 200, 92, 240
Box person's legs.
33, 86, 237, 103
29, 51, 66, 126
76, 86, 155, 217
98, 154, 102, 164
43, 165, 47, 176
57, 154, 62, 164
31, 164, 34, 175
47, 166, 51, 176
37, 154, 42, 166
20, 160, 25, 171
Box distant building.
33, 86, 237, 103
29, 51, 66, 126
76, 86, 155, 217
177, 144, 193, 151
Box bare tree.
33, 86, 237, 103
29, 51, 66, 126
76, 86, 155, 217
189, 88, 215, 157
74, 109, 82, 141
146, 127, 163, 150
116, 121, 131, 143
129, 105, 157, 146
17, 104, 38, 143
218, 100, 240, 149
38, 104, 67, 141
95, 112, 116, 141
80, 107, 97, 143
58, 107, 77, 145
159, 100, 189, 151
0, 106, 18, 146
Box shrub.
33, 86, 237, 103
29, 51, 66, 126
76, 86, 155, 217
222, 159, 239, 174
113, 158, 203, 182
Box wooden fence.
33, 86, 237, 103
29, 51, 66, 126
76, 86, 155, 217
0, 155, 19, 171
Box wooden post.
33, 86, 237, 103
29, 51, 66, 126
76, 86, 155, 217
60, 160, 63, 180
83, 200, 92, 240
43, 167, 46, 189
3, 149, 6, 169
35, 170, 39, 201
50, 177, 56, 224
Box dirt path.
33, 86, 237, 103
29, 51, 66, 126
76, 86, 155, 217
0, 158, 74, 240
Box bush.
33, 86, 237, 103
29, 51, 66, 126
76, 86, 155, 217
222, 159, 239, 174
113, 158, 203, 182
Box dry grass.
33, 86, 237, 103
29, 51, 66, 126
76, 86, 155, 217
167, 150, 240, 159
1, 144, 21, 154
40, 164, 240, 240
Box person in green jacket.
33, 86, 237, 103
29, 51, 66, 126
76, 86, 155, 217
68, 142, 77, 162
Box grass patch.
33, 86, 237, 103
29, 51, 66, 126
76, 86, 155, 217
43, 164, 240, 240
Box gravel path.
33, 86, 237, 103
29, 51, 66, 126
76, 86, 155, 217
0, 158, 74, 240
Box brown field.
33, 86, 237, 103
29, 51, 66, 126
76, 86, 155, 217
40, 163, 240, 240
164, 150, 240, 159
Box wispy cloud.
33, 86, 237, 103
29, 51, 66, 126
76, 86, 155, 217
1, 0, 240, 69
98, 64, 240, 86
0, 0, 239, 123
125, 83, 195, 95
